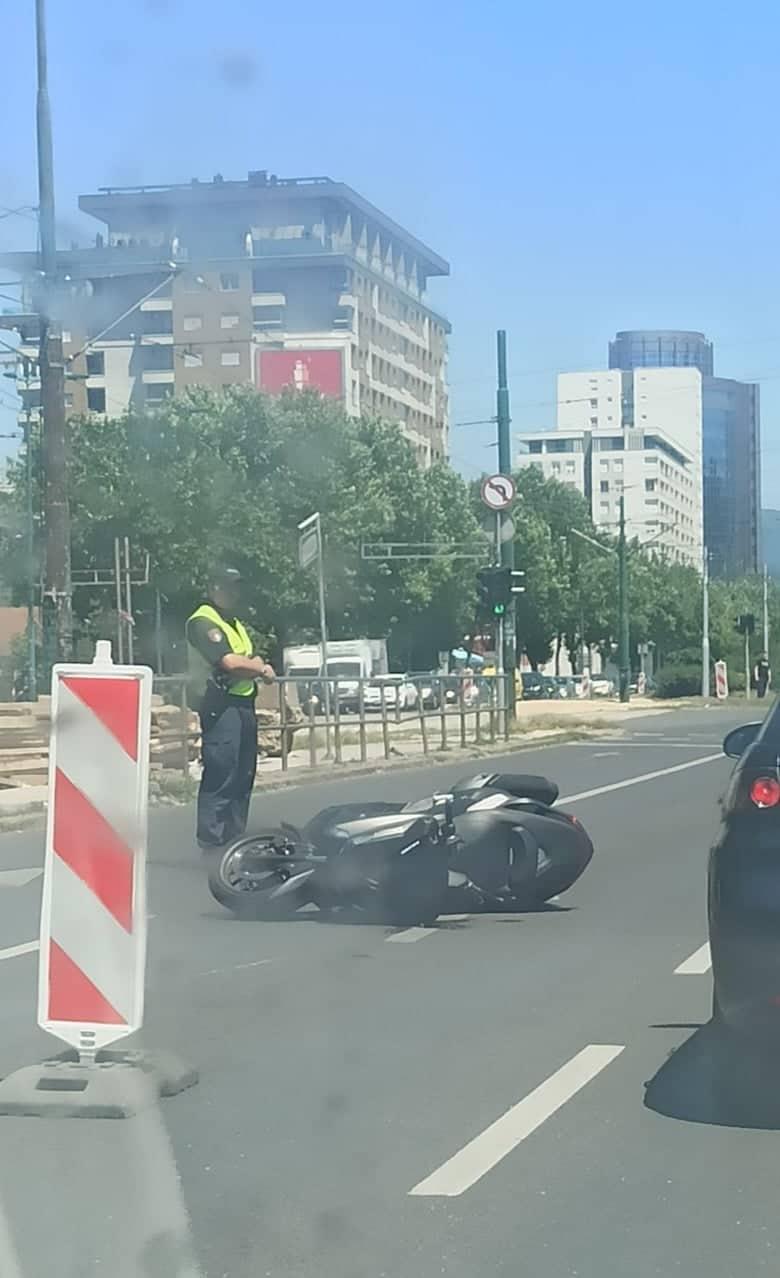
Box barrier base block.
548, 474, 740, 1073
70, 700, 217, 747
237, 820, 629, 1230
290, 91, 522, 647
0, 1048, 198, 1119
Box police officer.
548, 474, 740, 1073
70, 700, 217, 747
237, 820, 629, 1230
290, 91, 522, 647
186, 567, 274, 851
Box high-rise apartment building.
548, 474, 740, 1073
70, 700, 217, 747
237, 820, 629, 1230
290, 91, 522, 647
0, 171, 450, 467
517, 368, 701, 565
608, 329, 759, 575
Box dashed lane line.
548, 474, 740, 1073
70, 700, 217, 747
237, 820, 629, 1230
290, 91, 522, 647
409, 1044, 625, 1197
387, 926, 437, 943
674, 942, 711, 975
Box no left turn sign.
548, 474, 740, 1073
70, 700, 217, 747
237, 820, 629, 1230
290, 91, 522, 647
480, 474, 516, 511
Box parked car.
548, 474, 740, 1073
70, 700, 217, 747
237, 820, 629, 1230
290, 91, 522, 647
710, 708, 780, 1053
520, 671, 547, 700
547, 676, 576, 699
411, 673, 444, 709
364, 675, 419, 712
590, 675, 616, 697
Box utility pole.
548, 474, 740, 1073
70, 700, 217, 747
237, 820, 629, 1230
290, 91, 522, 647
702, 546, 710, 698
617, 495, 630, 703
35, 0, 72, 663
763, 563, 769, 655
496, 330, 516, 708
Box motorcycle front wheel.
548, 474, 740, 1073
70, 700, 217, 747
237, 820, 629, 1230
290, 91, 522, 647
207, 833, 310, 920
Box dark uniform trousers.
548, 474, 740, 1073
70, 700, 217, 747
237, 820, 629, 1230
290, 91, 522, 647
197, 698, 258, 848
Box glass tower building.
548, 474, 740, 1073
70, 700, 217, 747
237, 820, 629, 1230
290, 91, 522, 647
608, 330, 759, 576
609, 330, 714, 377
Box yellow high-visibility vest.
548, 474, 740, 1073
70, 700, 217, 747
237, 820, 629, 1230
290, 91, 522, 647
187, 603, 255, 700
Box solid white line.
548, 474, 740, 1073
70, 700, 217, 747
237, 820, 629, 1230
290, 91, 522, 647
387, 926, 437, 943
592, 751, 620, 758
409, 1044, 625, 1197
0, 940, 39, 962
674, 942, 711, 975
559, 753, 722, 804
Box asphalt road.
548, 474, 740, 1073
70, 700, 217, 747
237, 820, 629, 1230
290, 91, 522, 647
0, 703, 775, 1278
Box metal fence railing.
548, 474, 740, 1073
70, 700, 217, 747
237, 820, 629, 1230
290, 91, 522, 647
151, 673, 514, 777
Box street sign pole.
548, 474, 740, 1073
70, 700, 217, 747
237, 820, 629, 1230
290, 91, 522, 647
298, 512, 332, 751
496, 331, 516, 713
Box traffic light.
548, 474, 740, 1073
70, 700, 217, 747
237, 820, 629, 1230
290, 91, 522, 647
476, 567, 526, 617
735, 613, 756, 635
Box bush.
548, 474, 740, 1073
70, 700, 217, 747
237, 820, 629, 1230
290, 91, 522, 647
655, 664, 701, 698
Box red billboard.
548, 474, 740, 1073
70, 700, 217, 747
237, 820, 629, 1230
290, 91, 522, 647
256, 348, 344, 399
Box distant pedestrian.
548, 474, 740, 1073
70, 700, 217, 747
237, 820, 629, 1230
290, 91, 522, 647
754, 653, 771, 699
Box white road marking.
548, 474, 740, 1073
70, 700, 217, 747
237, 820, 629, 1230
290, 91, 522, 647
409, 1043, 625, 1197
674, 942, 711, 975
387, 926, 437, 943
201, 958, 274, 976
0, 868, 42, 887
576, 741, 723, 750
0, 940, 39, 962
559, 753, 722, 804
592, 751, 619, 758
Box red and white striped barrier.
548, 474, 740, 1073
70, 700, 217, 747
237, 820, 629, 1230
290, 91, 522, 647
714, 660, 729, 700
38, 641, 152, 1057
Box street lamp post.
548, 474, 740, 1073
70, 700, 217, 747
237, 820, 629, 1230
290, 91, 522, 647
3, 361, 36, 698
570, 516, 630, 703
702, 547, 710, 699
617, 496, 629, 703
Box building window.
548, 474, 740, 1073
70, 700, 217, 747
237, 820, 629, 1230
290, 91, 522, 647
565, 461, 575, 474
184, 351, 203, 368
528, 440, 543, 454
221, 351, 240, 367
183, 315, 202, 332
142, 310, 173, 335
590, 399, 598, 409
61, 330, 72, 344
143, 345, 174, 371
600, 480, 609, 493
599, 460, 609, 471
220, 272, 240, 291
613, 459, 623, 471
221, 314, 240, 329
87, 387, 106, 413
64, 392, 73, 409
86, 351, 105, 376
145, 383, 173, 403
589, 417, 598, 426
600, 502, 609, 513
551, 462, 561, 473
252, 305, 283, 330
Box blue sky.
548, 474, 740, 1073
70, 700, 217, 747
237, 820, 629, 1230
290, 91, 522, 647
2, 0, 780, 497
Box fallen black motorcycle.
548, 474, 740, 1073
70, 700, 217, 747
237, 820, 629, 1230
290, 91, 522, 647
206, 772, 594, 923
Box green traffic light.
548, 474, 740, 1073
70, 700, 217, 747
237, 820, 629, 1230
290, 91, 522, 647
493, 603, 506, 616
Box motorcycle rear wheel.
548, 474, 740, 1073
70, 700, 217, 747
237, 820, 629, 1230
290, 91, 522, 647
207, 834, 308, 920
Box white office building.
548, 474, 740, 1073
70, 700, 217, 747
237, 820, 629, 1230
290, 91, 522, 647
517, 367, 703, 566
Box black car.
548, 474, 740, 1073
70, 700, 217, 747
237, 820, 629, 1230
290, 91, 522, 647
520, 671, 547, 700
709, 702, 780, 1048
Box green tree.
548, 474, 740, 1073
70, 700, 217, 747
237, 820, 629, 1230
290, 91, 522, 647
29, 387, 480, 670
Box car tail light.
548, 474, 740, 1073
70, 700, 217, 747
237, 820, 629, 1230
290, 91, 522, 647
749, 776, 780, 808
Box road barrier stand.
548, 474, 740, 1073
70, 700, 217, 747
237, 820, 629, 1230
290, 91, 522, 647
0, 641, 198, 1119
